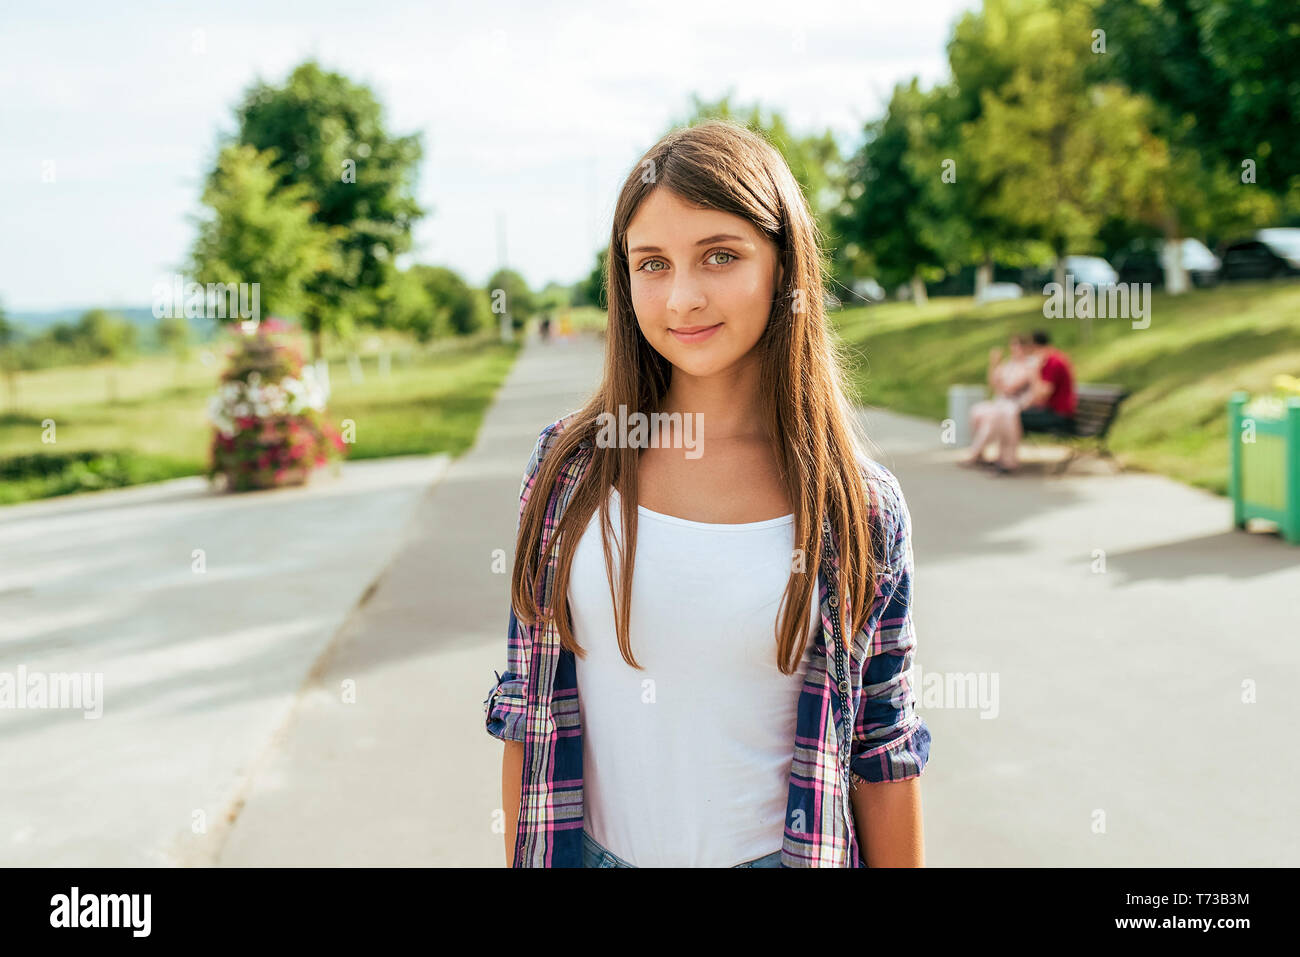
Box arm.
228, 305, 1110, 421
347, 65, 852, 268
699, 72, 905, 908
502, 739, 524, 865
848, 468, 931, 867
1015, 355, 1049, 409
1024, 374, 1052, 408
985, 347, 1003, 392
852, 776, 924, 866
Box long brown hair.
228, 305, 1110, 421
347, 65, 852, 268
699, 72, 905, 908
511, 119, 879, 675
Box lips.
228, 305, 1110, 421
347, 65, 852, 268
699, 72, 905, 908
669, 322, 723, 344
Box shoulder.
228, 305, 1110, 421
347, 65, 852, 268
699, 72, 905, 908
519, 410, 589, 506
528, 409, 584, 465
853, 451, 912, 573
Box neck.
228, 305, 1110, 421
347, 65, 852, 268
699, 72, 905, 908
658, 354, 766, 440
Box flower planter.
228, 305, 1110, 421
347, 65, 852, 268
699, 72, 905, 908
206, 325, 347, 492
1228, 392, 1300, 544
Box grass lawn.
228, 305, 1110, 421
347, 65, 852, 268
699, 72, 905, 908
832, 279, 1300, 495
0, 329, 521, 504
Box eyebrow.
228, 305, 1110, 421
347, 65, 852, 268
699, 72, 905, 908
628, 233, 751, 254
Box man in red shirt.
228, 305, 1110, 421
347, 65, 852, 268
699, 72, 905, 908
1020, 330, 1077, 434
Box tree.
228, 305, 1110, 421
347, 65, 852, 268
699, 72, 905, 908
76, 309, 137, 403
959, 1, 1166, 287
835, 79, 948, 303
1097, 0, 1299, 198
390, 265, 488, 342
1101, 102, 1277, 293
938, 0, 1063, 295
574, 248, 608, 309
388, 267, 441, 344
230, 61, 425, 358
676, 94, 847, 246
191, 143, 337, 333
0, 302, 18, 410
158, 315, 192, 381
486, 268, 536, 332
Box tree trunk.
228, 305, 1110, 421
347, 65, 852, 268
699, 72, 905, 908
1164, 234, 1190, 295
311, 328, 323, 363
910, 273, 929, 306
975, 255, 994, 301
1053, 254, 1066, 289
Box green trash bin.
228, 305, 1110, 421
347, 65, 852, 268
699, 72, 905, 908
1228, 392, 1300, 544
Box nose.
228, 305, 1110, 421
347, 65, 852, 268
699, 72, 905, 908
665, 271, 707, 318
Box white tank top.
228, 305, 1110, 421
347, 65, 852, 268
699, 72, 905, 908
569, 487, 818, 867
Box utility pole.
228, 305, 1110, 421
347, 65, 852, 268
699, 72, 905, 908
496, 210, 512, 343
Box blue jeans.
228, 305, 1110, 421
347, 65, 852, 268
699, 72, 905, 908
581, 830, 783, 868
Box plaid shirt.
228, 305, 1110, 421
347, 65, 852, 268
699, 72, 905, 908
483, 413, 931, 867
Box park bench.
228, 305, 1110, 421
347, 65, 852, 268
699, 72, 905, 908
1022, 384, 1130, 474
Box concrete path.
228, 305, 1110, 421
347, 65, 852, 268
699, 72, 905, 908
214, 332, 603, 866
0, 454, 449, 865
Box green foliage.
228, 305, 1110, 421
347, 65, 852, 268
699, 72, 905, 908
1097, 0, 1300, 197
0, 449, 186, 503
157, 316, 192, 357
191, 143, 338, 329
574, 248, 608, 309
834, 79, 947, 290
677, 93, 847, 245
230, 61, 425, 352
389, 265, 488, 341
486, 268, 536, 330
76, 309, 137, 360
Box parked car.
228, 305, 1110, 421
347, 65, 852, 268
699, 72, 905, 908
975, 281, 1024, 303
1220, 228, 1300, 280
1062, 255, 1118, 289
1256, 228, 1300, 270
1115, 238, 1220, 287
850, 278, 886, 303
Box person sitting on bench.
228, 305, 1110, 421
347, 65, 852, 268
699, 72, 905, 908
959, 330, 1076, 474
960, 334, 1036, 468
1019, 330, 1077, 438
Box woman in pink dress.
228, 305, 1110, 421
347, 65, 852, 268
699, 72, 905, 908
959, 335, 1038, 468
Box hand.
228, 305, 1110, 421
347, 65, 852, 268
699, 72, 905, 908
988, 346, 1004, 364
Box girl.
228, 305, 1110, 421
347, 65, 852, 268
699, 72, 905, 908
486, 120, 931, 868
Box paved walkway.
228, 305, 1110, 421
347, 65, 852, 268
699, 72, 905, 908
0, 454, 449, 865
6, 329, 1297, 865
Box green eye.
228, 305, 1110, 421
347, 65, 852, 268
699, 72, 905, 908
708, 251, 735, 265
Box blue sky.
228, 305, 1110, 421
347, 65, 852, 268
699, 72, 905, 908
0, 0, 974, 311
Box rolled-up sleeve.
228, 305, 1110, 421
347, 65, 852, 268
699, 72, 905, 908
482, 423, 555, 743
848, 467, 931, 785
483, 612, 530, 743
